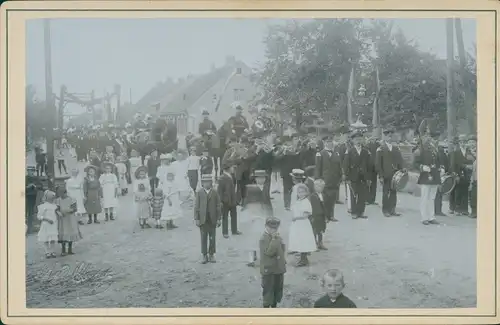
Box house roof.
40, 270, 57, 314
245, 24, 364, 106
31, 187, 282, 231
134, 60, 251, 117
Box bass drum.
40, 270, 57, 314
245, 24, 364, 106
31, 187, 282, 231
391, 170, 409, 191
439, 174, 456, 195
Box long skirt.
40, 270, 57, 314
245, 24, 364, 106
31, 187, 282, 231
288, 219, 317, 253
58, 214, 83, 242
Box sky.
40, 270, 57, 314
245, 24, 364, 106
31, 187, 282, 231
26, 18, 476, 114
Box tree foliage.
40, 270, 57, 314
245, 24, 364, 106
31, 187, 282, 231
257, 19, 477, 132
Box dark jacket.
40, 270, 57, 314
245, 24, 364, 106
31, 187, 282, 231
217, 173, 237, 207
259, 232, 286, 275
343, 146, 370, 182
413, 145, 444, 185
314, 149, 343, 187
147, 157, 161, 178
309, 192, 328, 231
194, 188, 221, 226
375, 142, 404, 179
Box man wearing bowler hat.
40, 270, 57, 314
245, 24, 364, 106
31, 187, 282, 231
343, 131, 370, 219
375, 127, 404, 217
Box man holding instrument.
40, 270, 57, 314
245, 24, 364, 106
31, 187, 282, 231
375, 127, 404, 217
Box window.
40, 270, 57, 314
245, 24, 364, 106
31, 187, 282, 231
236, 67, 242, 74
212, 94, 217, 103
233, 89, 244, 101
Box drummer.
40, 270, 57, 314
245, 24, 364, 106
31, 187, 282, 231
375, 127, 404, 217
228, 102, 249, 140
198, 108, 217, 137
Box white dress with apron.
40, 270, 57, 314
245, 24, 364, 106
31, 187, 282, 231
160, 180, 182, 221
288, 197, 317, 253
65, 177, 86, 214
99, 173, 119, 208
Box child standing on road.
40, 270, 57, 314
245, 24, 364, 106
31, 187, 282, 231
151, 187, 165, 229
134, 166, 152, 229
56, 145, 68, 175
115, 155, 128, 196
313, 269, 357, 308
160, 172, 181, 229
288, 183, 317, 267
36, 190, 59, 258
259, 216, 286, 308
309, 179, 329, 250
187, 147, 200, 193
55, 185, 82, 256
99, 162, 119, 221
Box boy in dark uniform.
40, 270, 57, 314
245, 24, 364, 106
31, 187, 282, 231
26, 166, 42, 234
343, 131, 370, 219
194, 174, 221, 264
375, 127, 404, 217
259, 216, 286, 308
309, 179, 329, 250
314, 269, 357, 308
304, 165, 316, 194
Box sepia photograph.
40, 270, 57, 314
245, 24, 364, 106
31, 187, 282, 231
1, 0, 498, 324
23, 15, 479, 309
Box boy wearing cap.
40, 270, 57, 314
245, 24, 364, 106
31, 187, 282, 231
218, 163, 240, 238
259, 216, 286, 308
315, 135, 342, 221
194, 174, 222, 264
343, 131, 370, 219
375, 128, 404, 217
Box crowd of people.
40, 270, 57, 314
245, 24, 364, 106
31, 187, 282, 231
26, 101, 477, 308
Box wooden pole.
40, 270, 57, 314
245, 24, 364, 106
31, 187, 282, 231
43, 19, 56, 180
57, 85, 66, 130
454, 18, 475, 134
446, 19, 456, 146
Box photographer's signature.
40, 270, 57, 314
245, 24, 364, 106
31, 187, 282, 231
27, 262, 116, 298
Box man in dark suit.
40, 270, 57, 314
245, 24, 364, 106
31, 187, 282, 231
375, 128, 404, 217
274, 135, 301, 210
194, 174, 222, 264
365, 135, 380, 205
315, 135, 342, 221
334, 125, 350, 205
343, 131, 371, 219
434, 142, 449, 216
218, 163, 241, 238
450, 134, 475, 216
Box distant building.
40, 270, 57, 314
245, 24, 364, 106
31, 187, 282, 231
131, 56, 258, 135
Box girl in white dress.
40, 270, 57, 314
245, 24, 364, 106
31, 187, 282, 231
65, 168, 86, 223
289, 169, 307, 208
288, 183, 317, 267
129, 149, 142, 182
36, 190, 59, 258
160, 171, 181, 229
99, 162, 119, 221
115, 155, 128, 195
133, 166, 152, 228
171, 151, 191, 198
156, 153, 174, 186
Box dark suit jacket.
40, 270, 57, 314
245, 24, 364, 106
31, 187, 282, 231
343, 146, 370, 182
217, 173, 237, 207
314, 149, 342, 187
375, 143, 404, 179
413, 146, 443, 185
310, 192, 328, 224
194, 188, 221, 226
245, 184, 274, 217
259, 232, 286, 275
366, 140, 380, 174
450, 147, 474, 179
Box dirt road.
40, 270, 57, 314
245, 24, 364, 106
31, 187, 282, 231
25, 162, 477, 308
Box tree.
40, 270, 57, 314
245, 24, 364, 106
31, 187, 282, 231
257, 19, 369, 128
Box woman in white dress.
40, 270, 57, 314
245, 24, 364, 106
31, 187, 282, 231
99, 162, 119, 221
36, 191, 59, 258
65, 168, 86, 224
129, 149, 142, 182
288, 183, 317, 267
160, 171, 182, 229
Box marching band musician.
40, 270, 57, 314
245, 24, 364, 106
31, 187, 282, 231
375, 127, 404, 217
334, 124, 351, 205
365, 134, 380, 205
218, 163, 240, 238
314, 135, 342, 222
450, 134, 475, 216
256, 104, 273, 132
413, 129, 445, 225
228, 102, 249, 139
343, 131, 371, 219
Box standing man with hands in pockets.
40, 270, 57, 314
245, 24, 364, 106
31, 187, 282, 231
194, 174, 222, 264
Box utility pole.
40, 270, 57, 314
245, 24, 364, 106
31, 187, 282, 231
57, 85, 66, 130
114, 84, 121, 122
43, 19, 56, 180
90, 90, 96, 125
446, 19, 456, 146
454, 18, 475, 134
